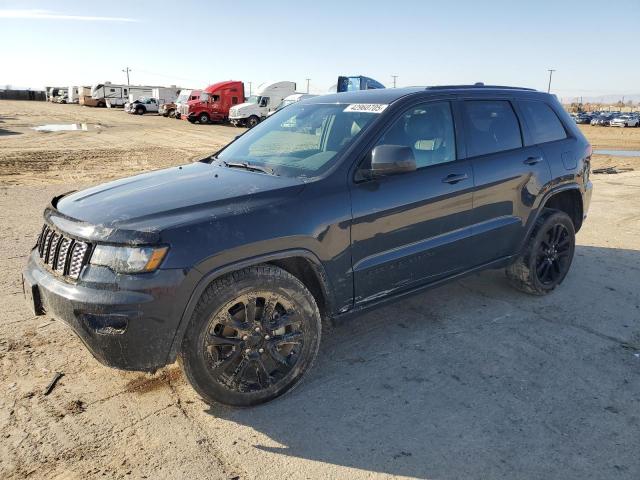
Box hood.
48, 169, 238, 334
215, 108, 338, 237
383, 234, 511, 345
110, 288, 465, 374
232, 102, 260, 113
55, 162, 305, 234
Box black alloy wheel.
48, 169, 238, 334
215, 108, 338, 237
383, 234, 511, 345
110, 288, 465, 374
180, 265, 321, 406
534, 223, 572, 285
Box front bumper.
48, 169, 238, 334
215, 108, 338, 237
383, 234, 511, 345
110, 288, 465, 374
23, 250, 193, 372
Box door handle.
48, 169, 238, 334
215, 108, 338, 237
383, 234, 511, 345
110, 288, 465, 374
442, 173, 468, 184
524, 156, 543, 165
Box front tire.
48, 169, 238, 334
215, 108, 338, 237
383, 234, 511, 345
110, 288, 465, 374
506, 210, 576, 295
180, 265, 321, 407
198, 113, 209, 124
247, 115, 260, 128
136, 106, 145, 115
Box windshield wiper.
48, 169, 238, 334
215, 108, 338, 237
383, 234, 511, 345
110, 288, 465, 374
222, 160, 276, 175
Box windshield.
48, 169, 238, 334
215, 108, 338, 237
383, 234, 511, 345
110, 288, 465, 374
216, 102, 380, 178
200, 92, 209, 102
247, 95, 262, 104
175, 94, 189, 103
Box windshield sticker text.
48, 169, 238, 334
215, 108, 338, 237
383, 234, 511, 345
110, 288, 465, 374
343, 103, 389, 114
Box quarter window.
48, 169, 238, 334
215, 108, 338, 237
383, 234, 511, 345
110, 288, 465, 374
375, 101, 456, 169
462, 100, 522, 157
519, 100, 567, 144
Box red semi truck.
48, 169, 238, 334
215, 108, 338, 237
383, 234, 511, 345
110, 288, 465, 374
179, 81, 244, 124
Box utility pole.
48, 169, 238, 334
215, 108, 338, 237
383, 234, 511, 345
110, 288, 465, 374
122, 67, 131, 86
547, 69, 555, 93
248, 81, 252, 96
391, 75, 398, 88
305, 78, 310, 94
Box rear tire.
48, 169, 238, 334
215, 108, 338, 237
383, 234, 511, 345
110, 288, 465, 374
179, 265, 321, 407
506, 210, 575, 295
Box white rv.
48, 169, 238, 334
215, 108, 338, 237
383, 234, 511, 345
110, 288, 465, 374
90, 82, 156, 108
229, 81, 296, 127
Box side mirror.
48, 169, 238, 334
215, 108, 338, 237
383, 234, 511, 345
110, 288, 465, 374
370, 145, 416, 176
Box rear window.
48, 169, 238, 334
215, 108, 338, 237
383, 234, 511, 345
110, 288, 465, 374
462, 100, 522, 157
519, 100, 567, 144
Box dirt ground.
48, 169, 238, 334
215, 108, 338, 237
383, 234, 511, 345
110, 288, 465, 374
1, 100, 639, 480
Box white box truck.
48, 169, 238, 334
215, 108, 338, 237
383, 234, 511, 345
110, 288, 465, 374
229, 81, 296, 127
67, 86, 81, 104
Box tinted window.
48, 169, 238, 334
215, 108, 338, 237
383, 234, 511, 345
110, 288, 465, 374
371, 101, 456, 169
462, 101, 522, 157
519, 100, 567, 144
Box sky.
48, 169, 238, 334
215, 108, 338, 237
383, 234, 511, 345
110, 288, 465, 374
1, 0, 639, 101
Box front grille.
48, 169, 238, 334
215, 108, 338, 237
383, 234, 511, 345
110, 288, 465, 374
179, 104, 189, 115
36, 224, 92, 280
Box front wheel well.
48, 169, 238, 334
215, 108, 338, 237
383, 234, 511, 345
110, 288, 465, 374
543, 189, 583, 232
267, 257, 331, 321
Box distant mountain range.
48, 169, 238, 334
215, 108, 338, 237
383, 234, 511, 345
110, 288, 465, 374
560, 94, 640, 104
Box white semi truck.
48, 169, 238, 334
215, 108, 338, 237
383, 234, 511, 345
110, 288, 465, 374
229, 81, 296, 127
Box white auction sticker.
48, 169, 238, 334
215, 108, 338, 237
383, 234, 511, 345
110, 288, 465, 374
343, 103, 389, 113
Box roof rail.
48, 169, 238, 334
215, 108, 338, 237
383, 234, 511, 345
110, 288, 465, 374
425, 85, 537, 91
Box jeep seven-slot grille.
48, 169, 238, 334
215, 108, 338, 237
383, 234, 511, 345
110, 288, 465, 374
36, 224, 91, 279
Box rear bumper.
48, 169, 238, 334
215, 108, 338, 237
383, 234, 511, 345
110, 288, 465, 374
23, 250, 194, 372
583, 180, 593, 218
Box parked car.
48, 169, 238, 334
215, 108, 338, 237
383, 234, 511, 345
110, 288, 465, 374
23, 85, 592, 407
573, 113, 592, 124
124, 97, 159, 115
591, 114, 613, 126
610, 115, 639, 127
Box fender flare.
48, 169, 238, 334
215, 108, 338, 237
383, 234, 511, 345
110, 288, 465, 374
166, 248, 332, 363
516, 183, 582, 254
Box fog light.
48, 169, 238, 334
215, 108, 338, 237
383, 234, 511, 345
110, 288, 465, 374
81, 313, 129, 335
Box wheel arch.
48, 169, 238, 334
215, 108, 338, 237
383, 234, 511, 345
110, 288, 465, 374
166, 249, 333, 363
540, 186, 584, 232
515, 184, 583, 257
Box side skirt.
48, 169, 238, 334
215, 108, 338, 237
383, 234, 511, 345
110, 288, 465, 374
333, 255, 516, 323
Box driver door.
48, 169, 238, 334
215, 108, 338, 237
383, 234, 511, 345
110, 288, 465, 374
349, 101, 475, 305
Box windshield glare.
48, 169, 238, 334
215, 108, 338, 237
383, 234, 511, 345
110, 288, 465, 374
247, 95, 261, 104
217, 103, 380, 178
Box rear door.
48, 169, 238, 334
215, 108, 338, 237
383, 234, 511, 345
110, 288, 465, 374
461, 98, 551, 265
349, 100, 475, 304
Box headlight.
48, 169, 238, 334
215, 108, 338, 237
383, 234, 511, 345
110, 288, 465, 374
90, 245, 168, 273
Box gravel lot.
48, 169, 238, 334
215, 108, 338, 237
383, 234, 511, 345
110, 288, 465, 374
1, 101, 639, 479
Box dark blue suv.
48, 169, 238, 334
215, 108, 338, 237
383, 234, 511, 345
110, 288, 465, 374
23, 85, 592, 406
